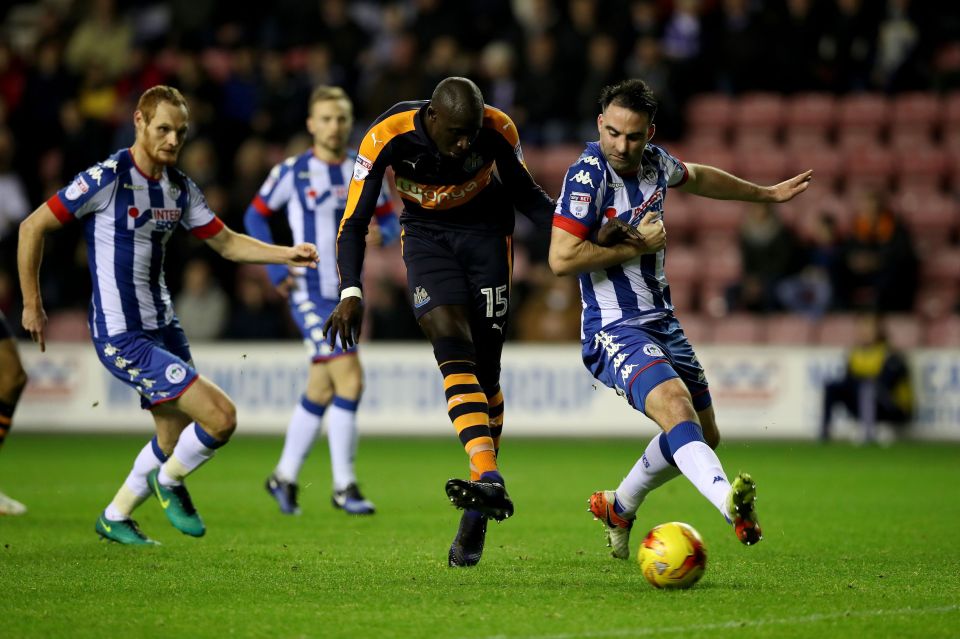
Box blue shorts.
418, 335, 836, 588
582, 315, 711, 413
92, 321, 199, 410
290, 297, 357, 362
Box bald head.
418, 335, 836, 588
425, 77, 485, 159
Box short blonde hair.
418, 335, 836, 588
136, 85, 189, 123
309, 85, 351, 111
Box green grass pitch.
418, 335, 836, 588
1, 434, 958, 638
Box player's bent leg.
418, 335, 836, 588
146, 377, 236, 537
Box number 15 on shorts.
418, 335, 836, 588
481, 285, 508, 318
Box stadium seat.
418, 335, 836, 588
764, 314, 816, 345
842, 145, 895, 193
675, 313, 711, 344
711, 313, 764, 344
915, 283, 959, 319
784, 92, 836, 137
734, 93, 785, 135
665, 191, 697, 242
891, 92, 943, 137
837, 93, 890, 138
882, 314, 923, 349
922, 247, 960, 283
790, 147, 842, 191
893, 147, 949, 192
45, 310, 90, 342
888, 127, 935, 152
524, 144, 583, 200
685, 93, 734, 138
692, 199, 747, 239
890, 190, 958, 243
814, 314, 861, 346
664, 246, 700, 284
734, 149, 789, 184
924, 315, 960, 346
783, 128, 831, 152
941, 91, 960, 131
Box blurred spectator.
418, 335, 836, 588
727, 203, 802, 313
476, 41, 517, 113
64, 0, 133, 80
0, 127, 29, 250
771, 0, 823, 93
838, 190, 918, 312
575, 34, 621, 139
514, 32, 569, 143
704, 0, 768, 93
777, 213, 844, 318
367, 276, 421, 341
625, 37, 680, 139
820, 312, 913, 444
815, 0, 879, 92
224, 270, 286, 340
661, 0, 707, 101
174, 258, 229, 341
872, 0, 924, 91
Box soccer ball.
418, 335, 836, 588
637, 522, 707, 589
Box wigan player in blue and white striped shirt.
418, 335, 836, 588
550, 79, 812, 558
245, 86, 398, 516
19, 86, 319, 544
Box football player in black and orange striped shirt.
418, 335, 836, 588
324, 77, 554, 566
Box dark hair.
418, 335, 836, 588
599, 79, 658, 122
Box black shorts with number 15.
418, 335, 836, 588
401, 225, 512, 338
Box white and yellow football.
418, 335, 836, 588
637, 522, 707, 589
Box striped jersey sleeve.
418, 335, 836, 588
553, 148, 607, 240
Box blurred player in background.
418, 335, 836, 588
820, 312, 913, 444
245, 86, 399, 516
18, 86, 318, 544
549, 79, 812, 559
323, 77, 555, 566
0, 311, 28, 515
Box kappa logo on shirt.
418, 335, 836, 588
568, 170, 595, 187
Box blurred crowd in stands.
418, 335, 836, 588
0, 0, 958, 346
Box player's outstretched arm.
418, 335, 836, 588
680, 163, 813, 203
17, 204, 64, 352
548, 214, 665, 277
204, 226, 319, 267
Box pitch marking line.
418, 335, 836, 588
475, 604, 959, 639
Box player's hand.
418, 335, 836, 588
22, 304, 48, 352
287, 243, 319, 268
274, 275, 296, 299
636, 212, 666, 253
596, 218, 642, 247
322, 296, 363, 349
767, 170, 813, 203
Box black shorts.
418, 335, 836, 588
0, 310, 11, 340
401, 225, 513, 331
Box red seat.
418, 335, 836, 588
887, 128, 935, 152
693, 200, 747, 239
784, 128, 831, 152
941, 91, 960, 130
891, 92, 943, 136
735, 149, 790, 184
838, 93, 890, 137
893, 147, 949, 190
915, 283, 959, 319
665, 192, 697, 241
686, 93, 734, 136
922, 247, 960, 282
891, 191, 958, 239
882, 314, 923, 349
814, 314, 861, 346
45, 310, 91, 342
791, 147, 842, 190
675, 313, 712, 344
924, 315, 960, 346
785, 92, 836, 136
711, 313, 764, 344
665, 246, 700, 282
765, 314, 815, 345
843, 146, 895, 193
734, 93, 785, 133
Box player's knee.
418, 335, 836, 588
305, 386, 334, 406
207, 399, 238, 440
703, 426, 721, 449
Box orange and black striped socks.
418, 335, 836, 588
440, 359, 497, 477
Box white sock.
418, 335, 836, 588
105, 437, 166, 520
615, 432, 682, 517
158, 423, 221, 487
327, 396, 359, 491
667, 422, 732, 520
275, 397, 326, 483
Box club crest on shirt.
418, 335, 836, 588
569, 191, 591, 219
167, 183, 181, 200
463, 152, 484, 173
